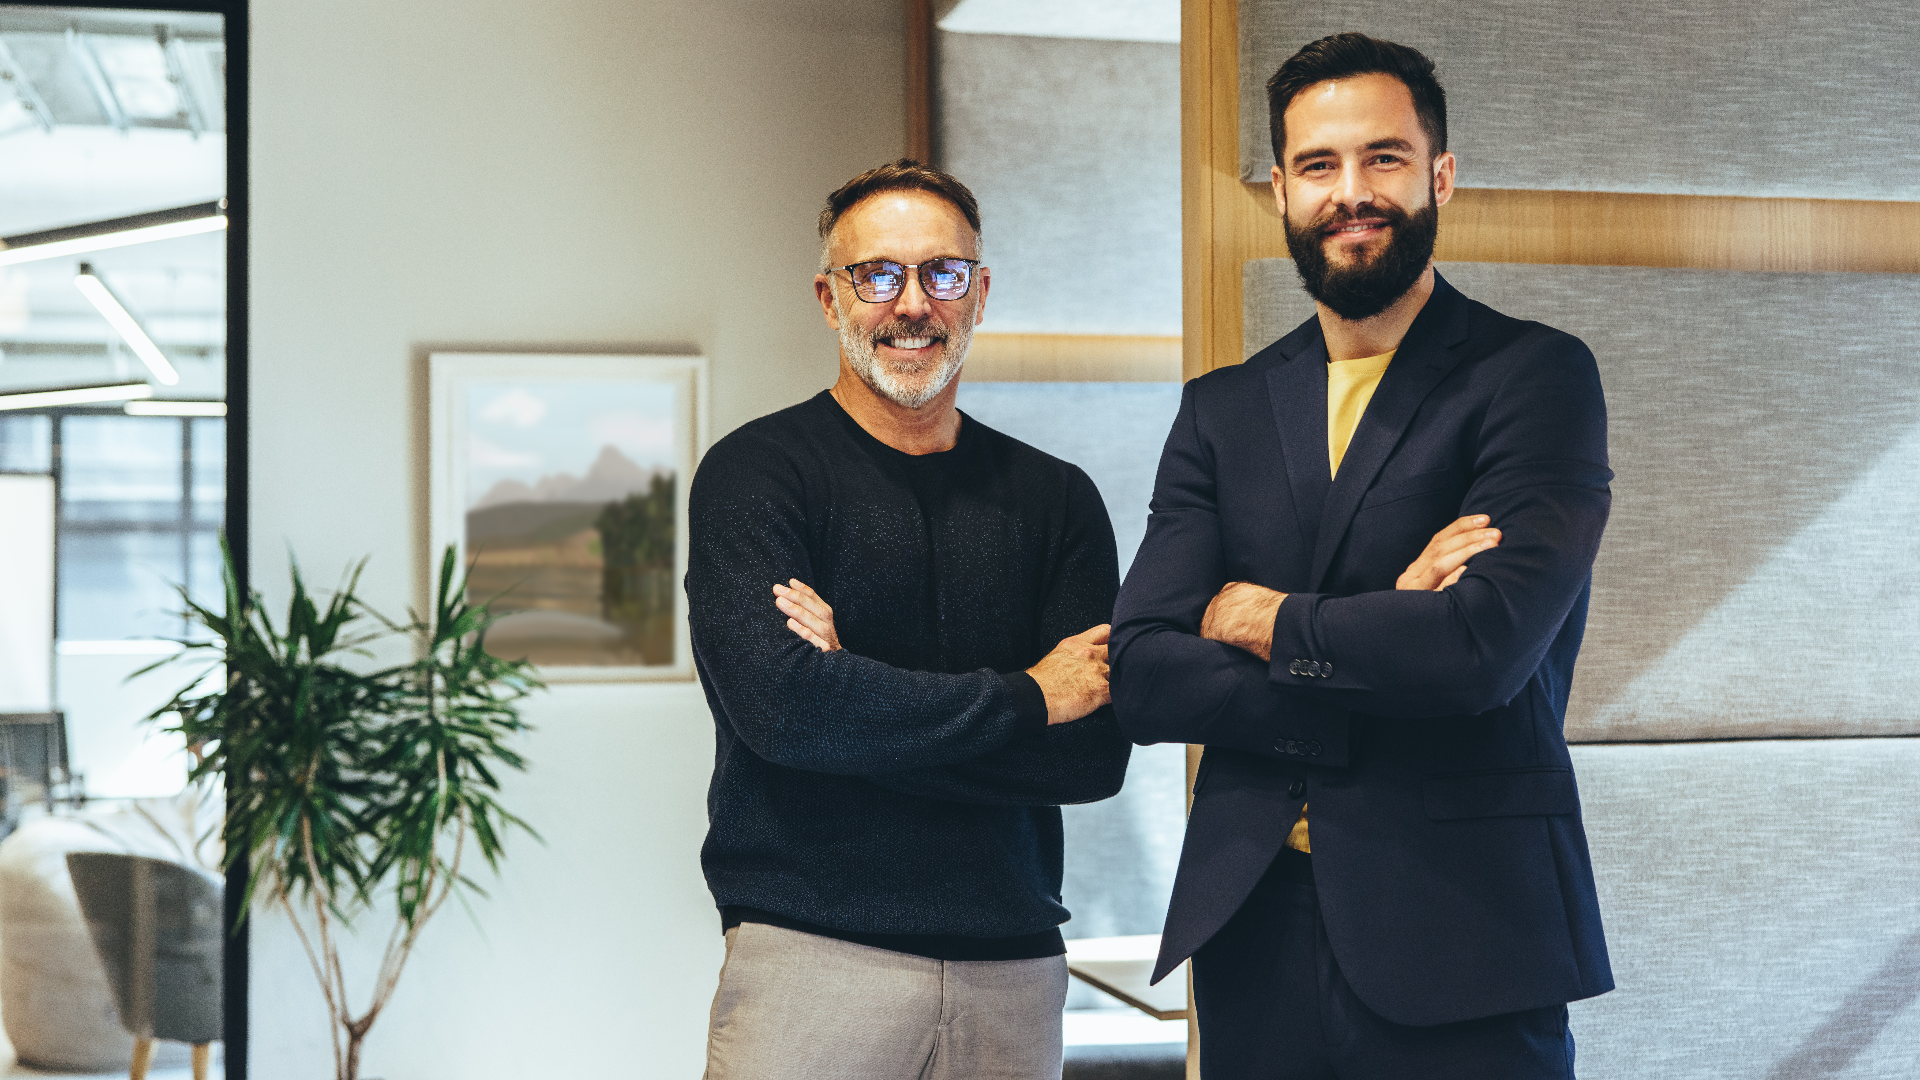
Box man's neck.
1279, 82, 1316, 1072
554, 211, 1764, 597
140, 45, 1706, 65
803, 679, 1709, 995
829, 360, 963, 455
1317, 264, 1436, 362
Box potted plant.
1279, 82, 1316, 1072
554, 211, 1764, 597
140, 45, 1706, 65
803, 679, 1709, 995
147, 545, 541, 1080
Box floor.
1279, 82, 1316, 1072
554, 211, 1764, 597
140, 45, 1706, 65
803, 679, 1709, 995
1, 1043, 216, 1079
4, 1063, 206, 1079
0, 1016, 1146, 1075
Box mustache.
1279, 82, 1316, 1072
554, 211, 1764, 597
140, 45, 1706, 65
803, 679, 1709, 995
1311, 202, 1413, 235
870, 319, 949, 343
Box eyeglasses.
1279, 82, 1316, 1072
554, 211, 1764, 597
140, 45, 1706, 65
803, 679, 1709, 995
831, 258, 980, 303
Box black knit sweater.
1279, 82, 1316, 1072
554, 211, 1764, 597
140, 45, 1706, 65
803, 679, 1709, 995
688, 391, 1130, 953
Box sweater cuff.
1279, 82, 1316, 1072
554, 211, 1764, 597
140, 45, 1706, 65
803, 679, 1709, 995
1000, 671, 1050, 732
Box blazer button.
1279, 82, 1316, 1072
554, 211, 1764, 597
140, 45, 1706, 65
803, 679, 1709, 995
1320, 662, 1333, 678
1307, 741, 1323, 756
1306, 661, 1322, 676
1287, 779, 1305, 798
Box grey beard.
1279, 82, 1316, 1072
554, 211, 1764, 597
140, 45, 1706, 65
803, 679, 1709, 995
836, 301, 973, 410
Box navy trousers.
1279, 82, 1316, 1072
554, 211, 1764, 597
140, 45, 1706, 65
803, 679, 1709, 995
1191, 849, 1576, 1080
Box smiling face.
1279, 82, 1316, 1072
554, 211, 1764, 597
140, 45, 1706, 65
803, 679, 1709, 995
1272, 72, 1454, 321
814, 189, 988, 410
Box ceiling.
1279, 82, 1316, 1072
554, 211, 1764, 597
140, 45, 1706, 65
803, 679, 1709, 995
0, 5, 226, 398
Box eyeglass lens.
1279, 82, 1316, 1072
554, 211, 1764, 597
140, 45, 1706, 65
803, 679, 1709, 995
849, 259, 974, 303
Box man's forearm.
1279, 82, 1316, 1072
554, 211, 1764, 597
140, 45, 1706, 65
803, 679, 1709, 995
1200, 582, 1289, 662
864, 707, 1131, 806
696, 629, 1045, 773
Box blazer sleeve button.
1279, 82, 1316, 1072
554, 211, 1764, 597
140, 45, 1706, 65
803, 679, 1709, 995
1287, 779, 1306, 798
1320, 662, 1333, 678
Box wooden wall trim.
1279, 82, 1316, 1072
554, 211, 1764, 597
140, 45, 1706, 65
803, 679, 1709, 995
964, 333, 1181, 382
1220, 182, 1920, 275
1181, 0, 1237, 381
906, 0, 935, 161
1440, 188, 1920, 274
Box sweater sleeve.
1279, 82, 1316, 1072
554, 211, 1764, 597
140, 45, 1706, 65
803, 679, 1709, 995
864, 464, 1133, 806
687, 432, 1035, 775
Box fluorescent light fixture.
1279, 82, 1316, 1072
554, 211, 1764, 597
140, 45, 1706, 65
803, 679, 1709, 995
74, 263, 180, 385
0, 202, 226, 267
0, 382, 154, 411
125, 400, 225, 417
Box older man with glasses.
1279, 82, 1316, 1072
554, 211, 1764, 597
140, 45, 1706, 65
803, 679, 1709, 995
687, 159, 1132, 1080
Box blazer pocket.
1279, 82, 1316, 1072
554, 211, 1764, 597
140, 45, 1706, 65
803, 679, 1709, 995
1357, 467, 1460, 512
1424, 767, 1578, 820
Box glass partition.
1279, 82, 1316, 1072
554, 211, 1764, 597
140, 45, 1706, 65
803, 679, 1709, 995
0, 5, 228, 1076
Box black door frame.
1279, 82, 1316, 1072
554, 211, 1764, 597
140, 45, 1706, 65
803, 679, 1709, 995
7, 2, 251, 1075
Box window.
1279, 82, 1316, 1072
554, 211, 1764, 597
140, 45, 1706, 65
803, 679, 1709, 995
2, 5, 227, 800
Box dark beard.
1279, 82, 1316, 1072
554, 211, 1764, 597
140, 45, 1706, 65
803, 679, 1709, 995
1284, 195, 1439, 321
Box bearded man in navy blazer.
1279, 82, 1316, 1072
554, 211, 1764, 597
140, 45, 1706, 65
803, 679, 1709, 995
1111, 33, 1614, 1079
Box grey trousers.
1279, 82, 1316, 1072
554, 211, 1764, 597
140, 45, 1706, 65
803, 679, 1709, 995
704, 921, 1069, 1080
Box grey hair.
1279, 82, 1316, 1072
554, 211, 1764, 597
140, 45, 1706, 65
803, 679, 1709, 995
818, 228, 984, 274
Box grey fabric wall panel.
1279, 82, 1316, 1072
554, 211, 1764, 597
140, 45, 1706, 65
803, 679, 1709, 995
938, 32, 1181, 336
1237, 0, 1920, 201
1567, 739, 1920, 1078
1244, 260, 1920, 743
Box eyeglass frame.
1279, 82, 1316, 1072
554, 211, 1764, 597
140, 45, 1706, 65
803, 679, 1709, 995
828, 257, 984, 304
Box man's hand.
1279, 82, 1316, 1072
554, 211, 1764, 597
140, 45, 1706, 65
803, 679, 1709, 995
1027, 624, 1112, 726
774, 579, 840, 651
1200, 582, 1287, 662
1397, 515, 1501, 591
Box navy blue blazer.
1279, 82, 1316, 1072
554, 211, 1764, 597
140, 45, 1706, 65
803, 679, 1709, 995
1111, 273, 1615, 1027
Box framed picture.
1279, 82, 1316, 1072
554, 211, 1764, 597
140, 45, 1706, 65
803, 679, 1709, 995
428, 353, 708, 682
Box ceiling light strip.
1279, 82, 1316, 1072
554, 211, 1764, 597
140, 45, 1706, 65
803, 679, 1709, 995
74, 264, 181, 385
125, 400, 225, 417
0, 214, 227, 267
0, 383, 154, 411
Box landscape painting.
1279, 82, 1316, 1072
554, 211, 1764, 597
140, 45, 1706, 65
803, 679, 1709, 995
429, 353, 706, 681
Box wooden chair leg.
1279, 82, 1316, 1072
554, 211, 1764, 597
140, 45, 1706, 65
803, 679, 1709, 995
192, 1043, 211, 1080
130, 1036, 155, 1080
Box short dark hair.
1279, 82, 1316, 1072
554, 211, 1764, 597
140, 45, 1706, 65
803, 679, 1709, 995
818, 158, 982, 263
1265, 33, 1447, 166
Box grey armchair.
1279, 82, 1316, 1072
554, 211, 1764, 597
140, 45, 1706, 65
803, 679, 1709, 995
64, 852, 222, 1080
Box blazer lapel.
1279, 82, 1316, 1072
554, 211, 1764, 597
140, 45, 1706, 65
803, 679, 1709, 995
1308, 274, 1474, 588
1265, 332, 1332, 562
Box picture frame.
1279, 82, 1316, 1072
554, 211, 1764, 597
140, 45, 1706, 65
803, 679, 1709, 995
428, 352, 708, 682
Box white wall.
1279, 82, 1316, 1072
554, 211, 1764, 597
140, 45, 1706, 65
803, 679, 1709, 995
249, 1, 903, 1074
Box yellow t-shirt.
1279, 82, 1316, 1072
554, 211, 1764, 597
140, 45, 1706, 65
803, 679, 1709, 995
1288, 349, 1396, 854
1327, 350, 1395, 478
